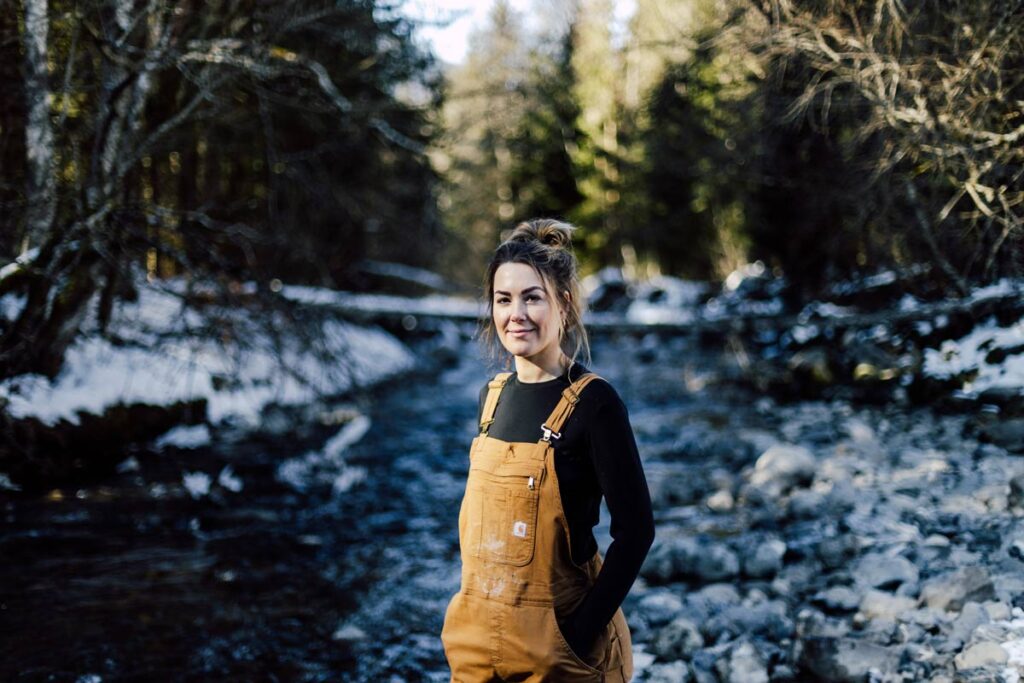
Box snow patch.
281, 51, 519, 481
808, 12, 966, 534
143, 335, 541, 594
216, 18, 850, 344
0, 282, 416, 428
217, 464, 243, 493
155, 424, 211, 450
922, 317, 1024, 394
182, 471, 212, 499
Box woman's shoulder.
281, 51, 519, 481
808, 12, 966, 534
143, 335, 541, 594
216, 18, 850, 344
573, 367, 623, 406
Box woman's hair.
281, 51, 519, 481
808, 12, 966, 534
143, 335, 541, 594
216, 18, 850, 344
479, 218, 591, 370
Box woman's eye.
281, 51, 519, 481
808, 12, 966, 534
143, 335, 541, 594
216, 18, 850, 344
496, 298, 509, 304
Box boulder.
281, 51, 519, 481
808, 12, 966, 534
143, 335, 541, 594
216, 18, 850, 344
858, 590, 917, 621
651, 616, 704, 660
854, 552, 920, 592
919, 567, 996, 611
743, 539, 787, 578
637, 589, 686, 628
799, 637, 901, 682
748, 444, 817, 497
953, 641, 1008, 670
812, 586, 862, 614
725, 641, 769, 683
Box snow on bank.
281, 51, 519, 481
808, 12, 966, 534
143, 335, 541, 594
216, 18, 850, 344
0, 280, 416, 428
923, 317, 1024, 395
282, 285, 481, 319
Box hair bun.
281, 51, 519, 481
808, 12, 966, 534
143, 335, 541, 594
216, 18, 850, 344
508, 219, 575, 251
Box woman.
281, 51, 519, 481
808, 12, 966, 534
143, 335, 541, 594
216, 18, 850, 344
440, 218, 656, 682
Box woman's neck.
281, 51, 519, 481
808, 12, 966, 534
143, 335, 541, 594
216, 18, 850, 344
514, 351, 569, 383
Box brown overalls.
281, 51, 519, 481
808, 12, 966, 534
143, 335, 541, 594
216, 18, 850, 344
441, 371, 634, 682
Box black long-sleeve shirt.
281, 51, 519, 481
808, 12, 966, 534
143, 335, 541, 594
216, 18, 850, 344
476, 363, 655, 654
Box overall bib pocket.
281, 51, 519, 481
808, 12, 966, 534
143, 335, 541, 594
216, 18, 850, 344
468, 462, 544, 566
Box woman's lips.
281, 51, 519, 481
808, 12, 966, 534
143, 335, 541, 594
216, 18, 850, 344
508, 328, 534, 337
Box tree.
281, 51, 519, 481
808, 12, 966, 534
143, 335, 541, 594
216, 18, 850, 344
751, 0, 1024, 293
0, 0, 443, 378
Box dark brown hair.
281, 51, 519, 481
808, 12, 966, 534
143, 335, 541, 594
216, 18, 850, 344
479, 218, 591, 370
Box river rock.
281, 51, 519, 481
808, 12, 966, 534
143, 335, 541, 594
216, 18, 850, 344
651, 616, 704, 660
637, 589, 686, 628
978, 418, 1024, 453
787, 488, 826, 519
640, 537, 739, 584
939, 602, 989, 653
743, 539, 787, 578
697, 544, 740, 583
1009, 473, 1024, 509
706, 488, 734, 512
683, 583, 742, 624
953, 641, 1008, 669
799, 637, 901, 682
704, 600, 794, 643
853, 552, 919, 592
812, 586, 861, 614
724, 640, 769, 683
858, 589, 917, 621
641, 536, 701, 583
816, 534, 861, 570
919, 567, 996, 611
747, 444, 816, 497
644, 660, 692, 683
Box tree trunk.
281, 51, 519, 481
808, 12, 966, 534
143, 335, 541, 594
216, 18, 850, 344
21, 0, 56, 251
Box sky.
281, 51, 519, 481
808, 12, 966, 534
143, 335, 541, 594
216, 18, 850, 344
401, 0, 637, 65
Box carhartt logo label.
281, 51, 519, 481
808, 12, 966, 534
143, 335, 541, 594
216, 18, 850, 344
512, 521, 527, 538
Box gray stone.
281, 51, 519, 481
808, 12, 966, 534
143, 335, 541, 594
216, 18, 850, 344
799, 637, 901, 682
644, 660, 692, 683
726, 641, 769, 683
812, 586, 862, 613
641, 537, 739, 584
641, 536, 702, 583
1010, 473, 1024, 508
982, 601, 1011, 621
858, 589, 917, 621
637, 589, 686, 628
744, 539, 788, 578
695, 544, 740, 583
787, 489, 826, 519
748, 444, 816, 496
953, 641, 1008, 670
817, 534, 861, 570
939, 602, 990, 654
705, 601, 794, 644
651, 616, 704, 660
854, 552, 920, 592
919, 567, 996, 611
979, 418, 1024, 453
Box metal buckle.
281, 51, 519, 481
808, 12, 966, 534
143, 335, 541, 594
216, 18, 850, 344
541, 424, 561, 442
562, 387, 580, 405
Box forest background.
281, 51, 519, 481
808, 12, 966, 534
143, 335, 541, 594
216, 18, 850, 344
1, 0, 1021, 381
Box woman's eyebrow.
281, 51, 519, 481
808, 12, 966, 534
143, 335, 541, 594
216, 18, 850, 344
494, 286, 545, 296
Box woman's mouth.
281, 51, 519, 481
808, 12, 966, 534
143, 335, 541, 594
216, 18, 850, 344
508, 328, 533, 337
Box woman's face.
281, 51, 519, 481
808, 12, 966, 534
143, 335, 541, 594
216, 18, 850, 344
492, 262, 565, 364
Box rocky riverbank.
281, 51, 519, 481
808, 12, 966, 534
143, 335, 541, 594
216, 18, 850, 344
620, 342, 1024, 682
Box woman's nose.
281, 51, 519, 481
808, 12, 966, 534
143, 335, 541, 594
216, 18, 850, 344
510, 300, 527, 320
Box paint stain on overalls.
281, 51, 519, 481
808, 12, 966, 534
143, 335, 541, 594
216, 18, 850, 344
441, 372, 634, 682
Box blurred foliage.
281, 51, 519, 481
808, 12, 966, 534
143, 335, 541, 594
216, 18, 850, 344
439, 0, 1023, 296
1, 0, 442, 377
3, 0, 1021, 377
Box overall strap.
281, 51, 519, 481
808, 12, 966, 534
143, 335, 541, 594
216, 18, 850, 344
539, 373, 603, 442
479, 372, 513, 435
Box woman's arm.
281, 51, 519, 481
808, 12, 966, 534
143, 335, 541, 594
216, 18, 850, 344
561, 387, 656, 655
